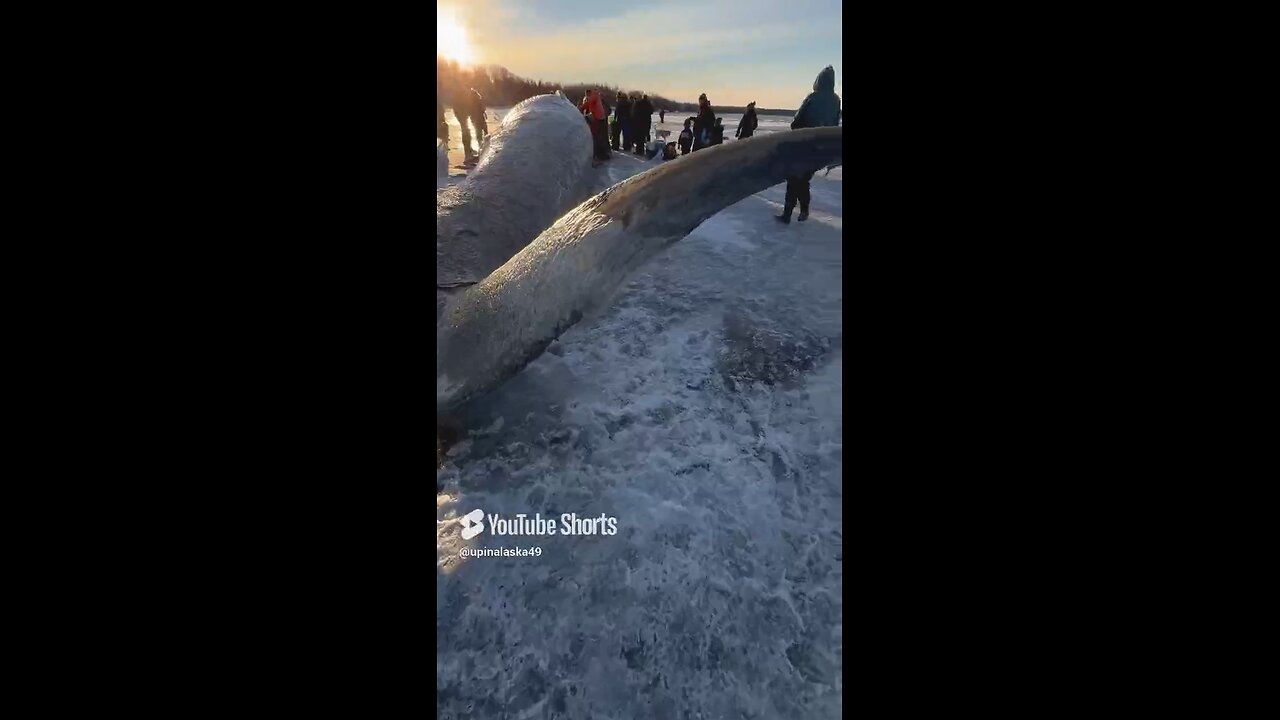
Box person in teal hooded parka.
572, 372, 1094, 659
778, 65, 842, 224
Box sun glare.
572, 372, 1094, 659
437, 9, 473, 66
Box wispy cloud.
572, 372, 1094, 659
443, 0, 842, 108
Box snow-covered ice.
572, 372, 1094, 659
438, 103, 842, 719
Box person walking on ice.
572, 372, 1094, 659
777, 66, 841, 224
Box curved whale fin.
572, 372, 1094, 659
437, 127, 843, 413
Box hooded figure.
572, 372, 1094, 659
736, 101, 758, 139
777, 66, 842, 224
792, 65, 842, 130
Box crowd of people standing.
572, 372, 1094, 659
577, 90, 765, 162
577, 90, 660, 162
439, 63, 843, 228
669, 66, 842, 225
436, 81, 776, 168
670, 95, 758, 156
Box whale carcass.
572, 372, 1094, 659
437, 113, 842, 416
437, 94, 594, 298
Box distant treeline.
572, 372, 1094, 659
438, 57, 797, 116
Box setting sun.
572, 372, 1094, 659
437, 8, 473, 66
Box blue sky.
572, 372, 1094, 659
439, 0, 842, 108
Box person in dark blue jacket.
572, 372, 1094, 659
777, 65, 842, 224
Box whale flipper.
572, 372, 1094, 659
437, 127, 843, 414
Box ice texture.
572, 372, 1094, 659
438, 106, 842, 719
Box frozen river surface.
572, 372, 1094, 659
438, 102, 842, 719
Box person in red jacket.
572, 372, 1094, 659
579, 89, 611, 161
578, 91, 596, 156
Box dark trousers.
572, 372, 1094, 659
610, 121, 622, 150
471, 115, 488, 146
591, 119, 610, 159
620, 122, 631, 153
783, 171, 815, 216
633, 121, 650, 152
456, 113, 478, 155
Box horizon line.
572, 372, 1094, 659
437, 57, 798, 112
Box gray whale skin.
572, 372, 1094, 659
437, 95, 842, 416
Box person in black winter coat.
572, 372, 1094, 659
736, 101, 758, 139
632, 94, 655, 154
777, 66, 841, 224
692, 94, 715, 152
610, 91, 626, 150
615, 92, 633, 153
